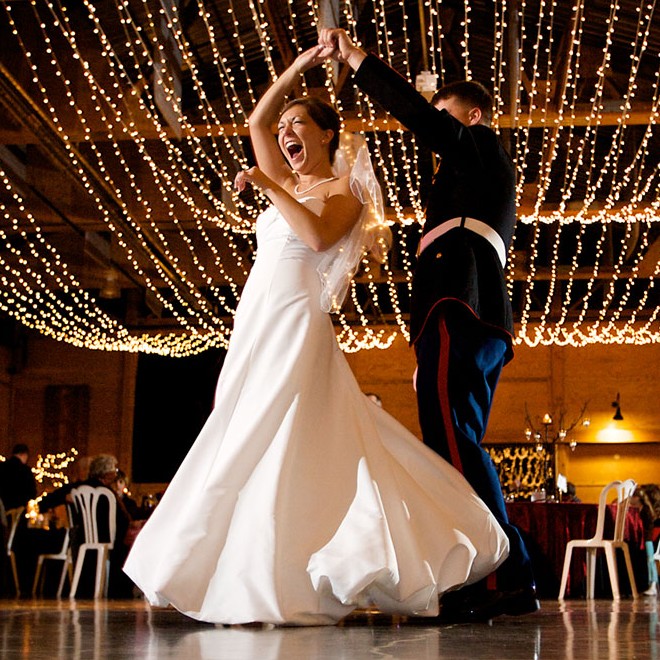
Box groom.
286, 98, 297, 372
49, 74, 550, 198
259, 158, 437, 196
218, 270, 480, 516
319, 29, 538, 622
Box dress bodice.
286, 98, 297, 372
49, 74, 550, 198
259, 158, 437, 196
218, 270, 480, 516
255, 198, 326, 249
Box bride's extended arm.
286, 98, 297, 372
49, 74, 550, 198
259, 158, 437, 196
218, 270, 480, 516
248, 46, 329, 187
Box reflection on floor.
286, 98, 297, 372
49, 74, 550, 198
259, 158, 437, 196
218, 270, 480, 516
0, 598, 658, 659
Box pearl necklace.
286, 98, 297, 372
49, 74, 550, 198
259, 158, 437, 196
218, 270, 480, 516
294, 176, 337, 196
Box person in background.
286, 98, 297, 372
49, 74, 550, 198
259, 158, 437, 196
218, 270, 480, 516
318, 28, 537, 623
113, 469, 144, 521
631, 485, 660, 597
642, 483, 660, 536
39, 453, 119, 512
646, 484, 660, 560
0, 444, 37, 596
40, 454, 134, 598
562, 482, 581, 503
113, 469, 149, 555
0, 443, 37, 510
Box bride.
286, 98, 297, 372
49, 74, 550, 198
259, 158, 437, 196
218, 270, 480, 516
123, 45, 509, 626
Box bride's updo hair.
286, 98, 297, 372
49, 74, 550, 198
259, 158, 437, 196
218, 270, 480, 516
280, 97, 341, 163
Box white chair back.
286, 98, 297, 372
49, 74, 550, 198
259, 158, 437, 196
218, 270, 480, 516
613, 479, 636, 542
70, 485, 116, 548
559, 478, 639, 600
32, 503, 74, 598
591, 479, 636, 542
5, 506, 24, 556
4, 506, 25, 595
68, 485, 117, 599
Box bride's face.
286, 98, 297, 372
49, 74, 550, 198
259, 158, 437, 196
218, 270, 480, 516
277, 105, 332, 173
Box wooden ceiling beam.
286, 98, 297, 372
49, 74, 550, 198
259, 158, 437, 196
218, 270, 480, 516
0, 105, 656, 145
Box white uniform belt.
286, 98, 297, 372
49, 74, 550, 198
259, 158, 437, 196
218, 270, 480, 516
418, 216, 507, 267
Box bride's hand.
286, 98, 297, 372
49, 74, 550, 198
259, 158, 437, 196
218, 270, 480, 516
294, 44, 335, 74
318, 28, 356, 64
234, 166, 274, 193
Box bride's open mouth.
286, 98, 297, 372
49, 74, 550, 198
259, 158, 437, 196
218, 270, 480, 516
285, 141, 304, 166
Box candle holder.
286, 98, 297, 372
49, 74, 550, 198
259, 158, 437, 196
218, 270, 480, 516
524, 403, 590, 501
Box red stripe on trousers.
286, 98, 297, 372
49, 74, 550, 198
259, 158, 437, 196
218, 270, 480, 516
438, 314, 464, 474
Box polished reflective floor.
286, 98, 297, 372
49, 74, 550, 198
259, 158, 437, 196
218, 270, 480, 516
0, 598, 658, 659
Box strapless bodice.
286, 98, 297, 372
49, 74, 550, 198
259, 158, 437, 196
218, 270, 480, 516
254, 198, 332, 266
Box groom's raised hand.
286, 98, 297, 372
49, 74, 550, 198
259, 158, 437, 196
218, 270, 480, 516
318, 29, 366, 71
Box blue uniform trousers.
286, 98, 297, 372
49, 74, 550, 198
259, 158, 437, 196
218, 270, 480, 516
415, 304, 535, 592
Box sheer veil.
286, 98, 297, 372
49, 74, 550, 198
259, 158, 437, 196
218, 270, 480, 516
317, 133, 392, 313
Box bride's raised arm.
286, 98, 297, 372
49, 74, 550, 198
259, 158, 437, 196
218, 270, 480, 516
235, 47, 364, 251
247, 46, 327, 190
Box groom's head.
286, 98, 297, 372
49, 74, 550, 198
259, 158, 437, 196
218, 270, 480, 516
431, 81, 493, 127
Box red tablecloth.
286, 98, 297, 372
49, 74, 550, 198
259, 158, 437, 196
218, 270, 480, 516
505, 502, 645, 598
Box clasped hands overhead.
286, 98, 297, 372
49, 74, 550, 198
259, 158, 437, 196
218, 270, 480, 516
234, 29, 360, 194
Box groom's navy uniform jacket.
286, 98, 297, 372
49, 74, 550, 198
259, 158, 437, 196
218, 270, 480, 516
355, 54, 516, 360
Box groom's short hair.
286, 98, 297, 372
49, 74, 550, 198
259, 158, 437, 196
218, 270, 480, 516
431, 80, 493, 126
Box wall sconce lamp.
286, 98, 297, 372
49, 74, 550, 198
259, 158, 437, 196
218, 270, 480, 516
612, 393, 624, 421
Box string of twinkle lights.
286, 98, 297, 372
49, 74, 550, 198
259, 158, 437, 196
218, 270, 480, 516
0, 448, 79, 525
0, 448, 78, 490
338, 2, 417, 345
0, 0, 658, 357
6, 1, 235, 336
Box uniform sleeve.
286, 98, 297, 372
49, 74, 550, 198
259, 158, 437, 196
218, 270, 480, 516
354, 54, 480, 165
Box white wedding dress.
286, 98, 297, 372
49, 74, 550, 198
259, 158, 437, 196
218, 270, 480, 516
124, 199, 509, 626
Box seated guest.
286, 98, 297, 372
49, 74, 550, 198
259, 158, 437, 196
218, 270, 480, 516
112, 470, 150, 566
641, 483, 660, 541
0, 445, 37, 595
0, 498, 8, 596
113, 470, 146, 521
0, 443, 37, 511
631, 485, 660, 597
40, 454, 134, 598
39, 453, 119, 511
561, 482, 581, 503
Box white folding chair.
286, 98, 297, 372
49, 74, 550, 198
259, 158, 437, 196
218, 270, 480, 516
559, 479, 639, 600
32, 507, 73, 598
5, 506, 25, 596
68, 486, 116, 599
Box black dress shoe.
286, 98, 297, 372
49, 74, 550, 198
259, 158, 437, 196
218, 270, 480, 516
439, 586, 540, 623
493, 586, 540, 616
437, 589, 493, 623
